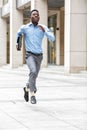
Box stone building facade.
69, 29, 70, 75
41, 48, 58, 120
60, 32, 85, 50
0, 0, 87, 73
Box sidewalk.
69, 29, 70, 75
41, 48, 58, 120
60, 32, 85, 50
0, 65, 87, 130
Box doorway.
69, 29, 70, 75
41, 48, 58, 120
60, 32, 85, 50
48, 14, 57, 64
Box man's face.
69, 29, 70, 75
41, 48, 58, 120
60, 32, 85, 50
31, 11, 40, 24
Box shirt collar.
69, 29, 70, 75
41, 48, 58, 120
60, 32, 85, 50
28, 22, 39, 26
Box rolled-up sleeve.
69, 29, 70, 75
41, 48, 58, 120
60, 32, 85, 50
16, 25, 25, 45
44, 25, 55, 42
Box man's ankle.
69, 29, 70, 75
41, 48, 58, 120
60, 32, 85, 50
30, 91, 35, 96
25, 87, 29, 92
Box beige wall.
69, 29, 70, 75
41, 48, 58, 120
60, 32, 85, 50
0, 1, 2, 6
10, 0, 23, 68
0, 18, 7, 66
0, 0, 7, 66
65, 0, 87, 73
0, 1, 7, 66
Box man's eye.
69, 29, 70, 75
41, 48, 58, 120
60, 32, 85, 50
33, 14, 39, 16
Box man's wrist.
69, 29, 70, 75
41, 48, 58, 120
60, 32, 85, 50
38, 25, 45, 32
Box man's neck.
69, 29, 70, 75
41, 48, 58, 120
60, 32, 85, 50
32, 22, 38, 26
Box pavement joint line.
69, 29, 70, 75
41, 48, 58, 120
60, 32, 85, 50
0, 100, 85, 130
0, 108, 31, 130
52, 111, 83, 130
0, 97, 87, 103
38, 97, 87, 101
28, 105, 82, 130
39, 76, 87, 85
0, 85, 87, 89
0, 100, 24, 103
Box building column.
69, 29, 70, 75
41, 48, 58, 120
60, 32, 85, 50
31, 0, 48, 67
65, 0, 87, 73
10, 0, 23, 68
60, 8, 64, 65
0, 1, 7, 66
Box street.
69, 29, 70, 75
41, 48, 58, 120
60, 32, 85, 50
0, 65, 87, 130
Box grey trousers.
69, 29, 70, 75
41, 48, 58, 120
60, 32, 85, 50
25, 52, 43, 93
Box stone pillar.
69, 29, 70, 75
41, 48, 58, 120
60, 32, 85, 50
56, 11, 60, 65
60, 8, 64, 65
10, 0, 23, 68
0, 1, 7, 66
31, 0, 48, 67
65, 0, 87, 73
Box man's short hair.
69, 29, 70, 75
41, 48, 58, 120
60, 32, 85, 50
30, 9, 39, 16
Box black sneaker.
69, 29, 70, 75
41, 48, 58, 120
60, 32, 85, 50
30, 96, 37, 104
23, 87, 29, 102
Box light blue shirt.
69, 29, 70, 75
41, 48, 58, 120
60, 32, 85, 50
16, 22, 55, 54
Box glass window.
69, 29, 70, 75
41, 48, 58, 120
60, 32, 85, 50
3, 0, 8, 5
48, 14, 56, 64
